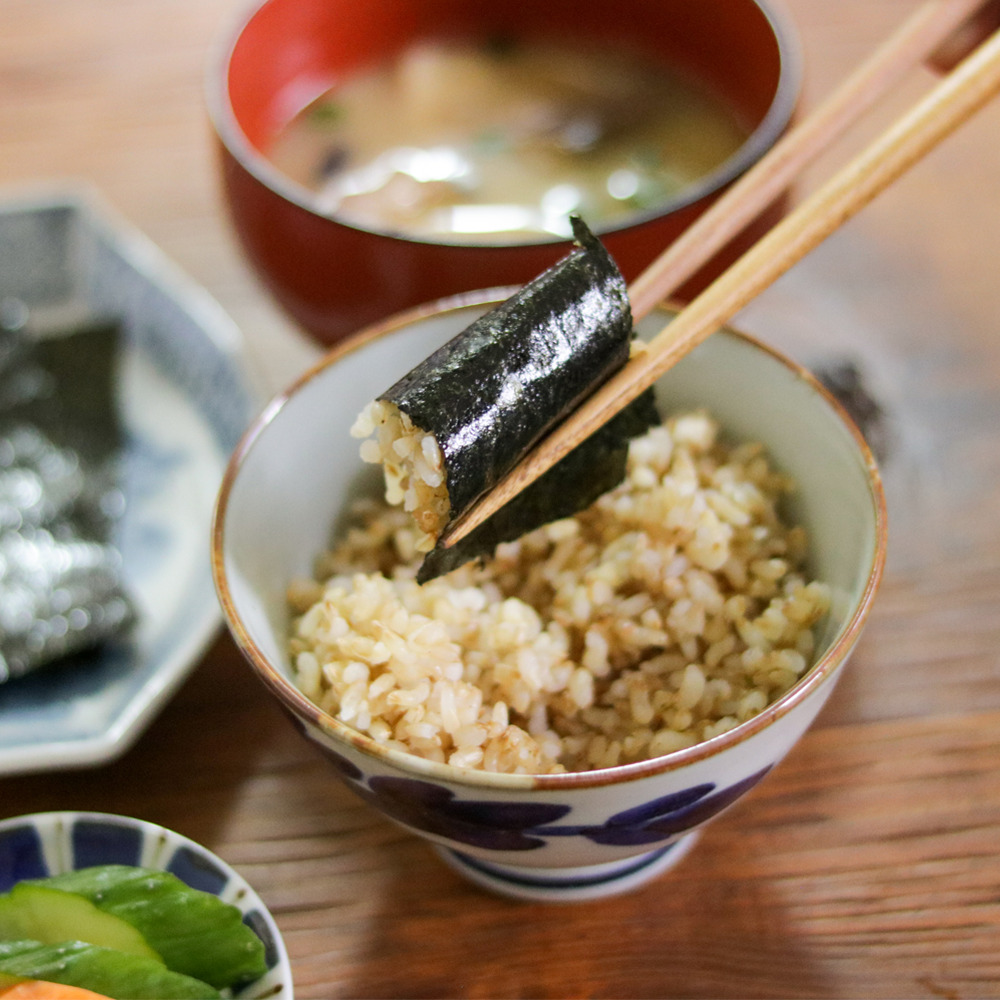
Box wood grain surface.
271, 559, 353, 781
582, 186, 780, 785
2, 1, 999, 996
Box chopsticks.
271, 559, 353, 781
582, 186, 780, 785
441, 3, 1000, 549
628, 0, 990, 321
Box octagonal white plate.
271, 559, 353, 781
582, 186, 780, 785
0, 187, 259, 775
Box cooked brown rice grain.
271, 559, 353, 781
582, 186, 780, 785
290, 411, 831, 774
352, 400, 449, 552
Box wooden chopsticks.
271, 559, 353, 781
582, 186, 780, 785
628, 0, 989, 320
441, 2, 1000, 549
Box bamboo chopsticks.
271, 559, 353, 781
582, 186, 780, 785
441, 1, 1000, 549
628, 0, 988, 320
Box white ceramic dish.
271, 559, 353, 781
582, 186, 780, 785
0, 188, 259, 776
213, 291, 887, 901
0, 810, 292, 998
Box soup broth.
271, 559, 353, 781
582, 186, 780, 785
267, 37, 751, 241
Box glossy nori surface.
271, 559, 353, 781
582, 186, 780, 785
0, 311, 134, 682
417, 388, 658, 581
377, 216, 651, 580
381, 216, 630, 516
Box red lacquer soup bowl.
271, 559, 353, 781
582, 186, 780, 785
208, 0, 801, 346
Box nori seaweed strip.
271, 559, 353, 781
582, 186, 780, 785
417, 388, 658, 582
0, 309, 135, 682
379, 214, 633, 534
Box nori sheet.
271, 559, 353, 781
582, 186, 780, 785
0, 304, 135, 682
417, 388, 658, 581
374, 215, 657, 582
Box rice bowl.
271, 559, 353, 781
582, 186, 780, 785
290, 411, 830, 774
212, 292, 885, 900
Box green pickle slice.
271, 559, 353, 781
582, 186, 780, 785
0, 865, 266, 991
0, 939, 220, 999
0, 884, 161, 962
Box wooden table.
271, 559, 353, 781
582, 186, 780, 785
2, 1, 999, 995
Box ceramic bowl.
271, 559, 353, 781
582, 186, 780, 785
0, 812, 293, 1000
0, 811, 292, 998
212, 292, 887, 902
207, 0, 801, 346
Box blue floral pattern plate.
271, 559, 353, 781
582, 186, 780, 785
0, 188, 259, 776
0, 811, 292, 998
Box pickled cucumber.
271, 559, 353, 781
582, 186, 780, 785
0, 866, 266, 990
0, 885, 160, 962
0, 941, 219, 1000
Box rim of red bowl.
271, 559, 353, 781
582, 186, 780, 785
212, 290, 888, 793
206, 0, 804, 249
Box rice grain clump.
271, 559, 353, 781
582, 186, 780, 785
351, 399, 447, 553
289, 412, 830, 774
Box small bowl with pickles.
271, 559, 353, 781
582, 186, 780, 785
0, 812, 291, 999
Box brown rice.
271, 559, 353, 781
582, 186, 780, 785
351, 399, 449, 553
288, 411, 830, 774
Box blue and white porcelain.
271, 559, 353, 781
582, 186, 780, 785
213, 292, 887, 901
0, 811, 292, 998
0, 188, 259, 776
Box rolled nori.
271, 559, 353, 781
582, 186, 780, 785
417, 388, 658, 581
370, 216, 657, 581
380, 216, 631, 521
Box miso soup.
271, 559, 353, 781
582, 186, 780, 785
267, 37, 751, 242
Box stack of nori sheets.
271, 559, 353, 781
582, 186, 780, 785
0, 299, 134, 683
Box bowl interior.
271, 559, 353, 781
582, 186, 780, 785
216, 298, 884, 728
217, 0, 797, 235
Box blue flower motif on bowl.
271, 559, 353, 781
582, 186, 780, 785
320, 745, 772, 852
363, 775, 572, 850
539, 766, 773, 846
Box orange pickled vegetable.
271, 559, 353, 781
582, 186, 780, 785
0, 979, 112, 999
